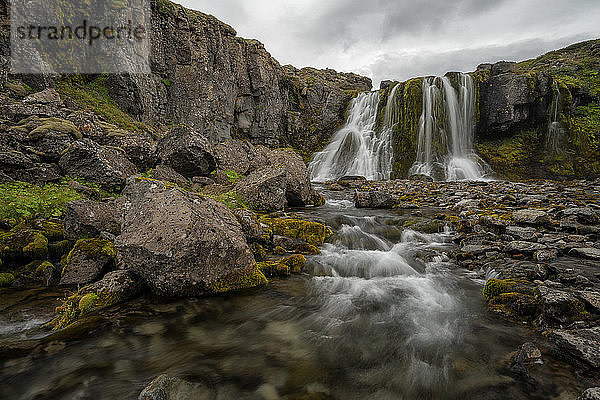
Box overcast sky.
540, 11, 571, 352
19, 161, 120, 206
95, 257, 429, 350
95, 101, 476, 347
178, 0, 600, 87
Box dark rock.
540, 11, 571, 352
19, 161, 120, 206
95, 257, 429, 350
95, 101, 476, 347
63, 200, 121, 240
60, 239, 116, 286
58, 139, 137, 190
156, 126, 216, 178
409, 174, 434, 182
570, 248, 600, 261
505, 226, 538, 241
138, 374, 214, 400
81, 270, 143, 304
10, 163, 62, 183
354, 190, 395, 208
269, 148, 315, 206
232, 208, 264, 242
534, 249, 558, 262
561, 207, 599, 225
577, 291, 600, 313
149, 164, 190, 187
116, 178, 266, 297
535, 286, 586, 325
234, 167, 287, 213
548, 327, 600, 369
0, 150, 34, 172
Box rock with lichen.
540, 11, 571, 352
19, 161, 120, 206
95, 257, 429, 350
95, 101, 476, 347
59, 238, 116, 286
115, 177, 266, 297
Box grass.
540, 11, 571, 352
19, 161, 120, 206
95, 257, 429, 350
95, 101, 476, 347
0, 181, 82, 221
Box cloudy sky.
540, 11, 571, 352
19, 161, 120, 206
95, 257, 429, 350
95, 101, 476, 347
179, 0, 600, 87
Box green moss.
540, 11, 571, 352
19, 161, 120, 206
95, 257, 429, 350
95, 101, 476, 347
5, 81, 30, 97
35, 261, 54, 275
261, 217, 332, 247
274, 246, 286, 255
208, 265, 268, 294
55, 76, 147, 133
161, 78, 172, 87
483, 278, 534, 301
391, 78, 423, 178
251, 243, 267, 261
225, 169, 244, 184
280, 254, 306, 274
49, 240, 73, 259
50, 290, 115, 330
0, 272, 15, 287
201, 190, 248, 210
0, 229, 48, 261
66, 239, 116, 266
258, 261, 290, 277
0, 181, 82, 221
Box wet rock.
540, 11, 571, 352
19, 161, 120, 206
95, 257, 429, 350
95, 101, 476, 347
58, 139, 137, 190
503, 241, 547, 255
156, 126, 216, 178
0, 228, 48, 262
578, 388, 600, 400
570, 248, 600, 261
273, 235, 320, 255
535, 286, 587, 325
59, 239, 116, 286
138, 374, 214, 400
547, 327, 600, 369
354, 190, 395, 208
81, 270, 143, 304
512, 209, 550, 225
116, 178, 266, 297
235, 167, 287, 213
409, 174, 434, 182
63, 200, 121, 240
508, 342, 543, 384
577, 290, 600, 313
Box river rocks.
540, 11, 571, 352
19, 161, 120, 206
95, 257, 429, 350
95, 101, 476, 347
512, 209, 550, 226
213, 139, 254, 175
234, 167, 287, 213
354, 190, 395, 209
505, 226, 538, 241
570, 248, 600, 261
561, 207, 599, 225
138, 374, 213, 400
547, 327, 600, 369
156, 126, 216, 178
59, 239, 116, 286
58, 139, 137, 190
116, 178, 266, 297
535, 286, 586, 325
503, 241, 547, 255
62, 200, 121, 240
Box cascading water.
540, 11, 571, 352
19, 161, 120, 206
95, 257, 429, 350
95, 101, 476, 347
309, 90, 394, 181
547, 81, 565, 154
409, 73, 490, 181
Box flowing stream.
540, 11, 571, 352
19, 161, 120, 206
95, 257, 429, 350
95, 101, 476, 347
0, 188, 584, 399
409, 74, 490, 181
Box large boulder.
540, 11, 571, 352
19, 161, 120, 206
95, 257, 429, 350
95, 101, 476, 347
58, 139, 137, 190
234, 167, 287, 213
156, 127, 216, 178
115, 178, 266, 297
268, 148, 314, 206
63, 200, 121, 240
213, 139, 254, 175
547, 327, 600, 369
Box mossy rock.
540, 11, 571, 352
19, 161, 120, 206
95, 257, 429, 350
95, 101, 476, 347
35, 261, 54, 275
261, 217, 332, 247
274, 246, 287, 255
0, 229, 48, 261
483, 278, 535, 301
49, 240, 73, 259
258, 261, 290, 277
50, 290, 115, 330
78, 293, 99, 313
208, 265, 268, 294
280, 254, 306, 274
251, 243, 267, 261
0, 272, 15, 287
5, 81, 30, 97
65, 238, 116, 266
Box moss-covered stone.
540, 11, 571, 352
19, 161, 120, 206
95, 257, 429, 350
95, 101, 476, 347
274, 246, 287, 255
49, 240, 73, 259
483, 278, 535, 301
483, 279, 540, 319
0, 272, 15, 287
258, 261, 290, 277
65, 239, 116, 266
50, 290, 115, 330
35, 261, 54, 275
251, 243, 267, 261
25, 117, 81, 140
0, 181, 82, 221
208, 265, 268, 294
280, 254, 306, 274
261, 217, 332, 247
0, 229, 48, 261
78, 293, 99, 313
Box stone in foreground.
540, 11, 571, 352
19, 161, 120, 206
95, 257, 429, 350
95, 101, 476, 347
116, 178, 266, 297
139, 374, 214, 400
547, 327, 600, 369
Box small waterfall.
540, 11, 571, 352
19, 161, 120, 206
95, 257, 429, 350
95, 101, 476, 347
309, 90, 393, 182
547, 81, 565, 154
409, 73, 490, 181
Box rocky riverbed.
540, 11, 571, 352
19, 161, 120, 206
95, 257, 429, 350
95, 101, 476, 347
346, 177, 600, 380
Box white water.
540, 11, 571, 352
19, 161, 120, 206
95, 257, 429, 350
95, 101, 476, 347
409, 74, 490, 181
547, 81, 565, 154
309, 90, 394, 182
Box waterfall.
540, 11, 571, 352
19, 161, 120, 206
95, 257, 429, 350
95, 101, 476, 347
547, 81, 564, 154
309, 91, 393, 182
409, 73, 490, 181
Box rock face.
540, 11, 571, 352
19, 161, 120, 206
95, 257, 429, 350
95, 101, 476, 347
62, 200, 121, 240
115, 178, 266, 297
107, 1, 371, 152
